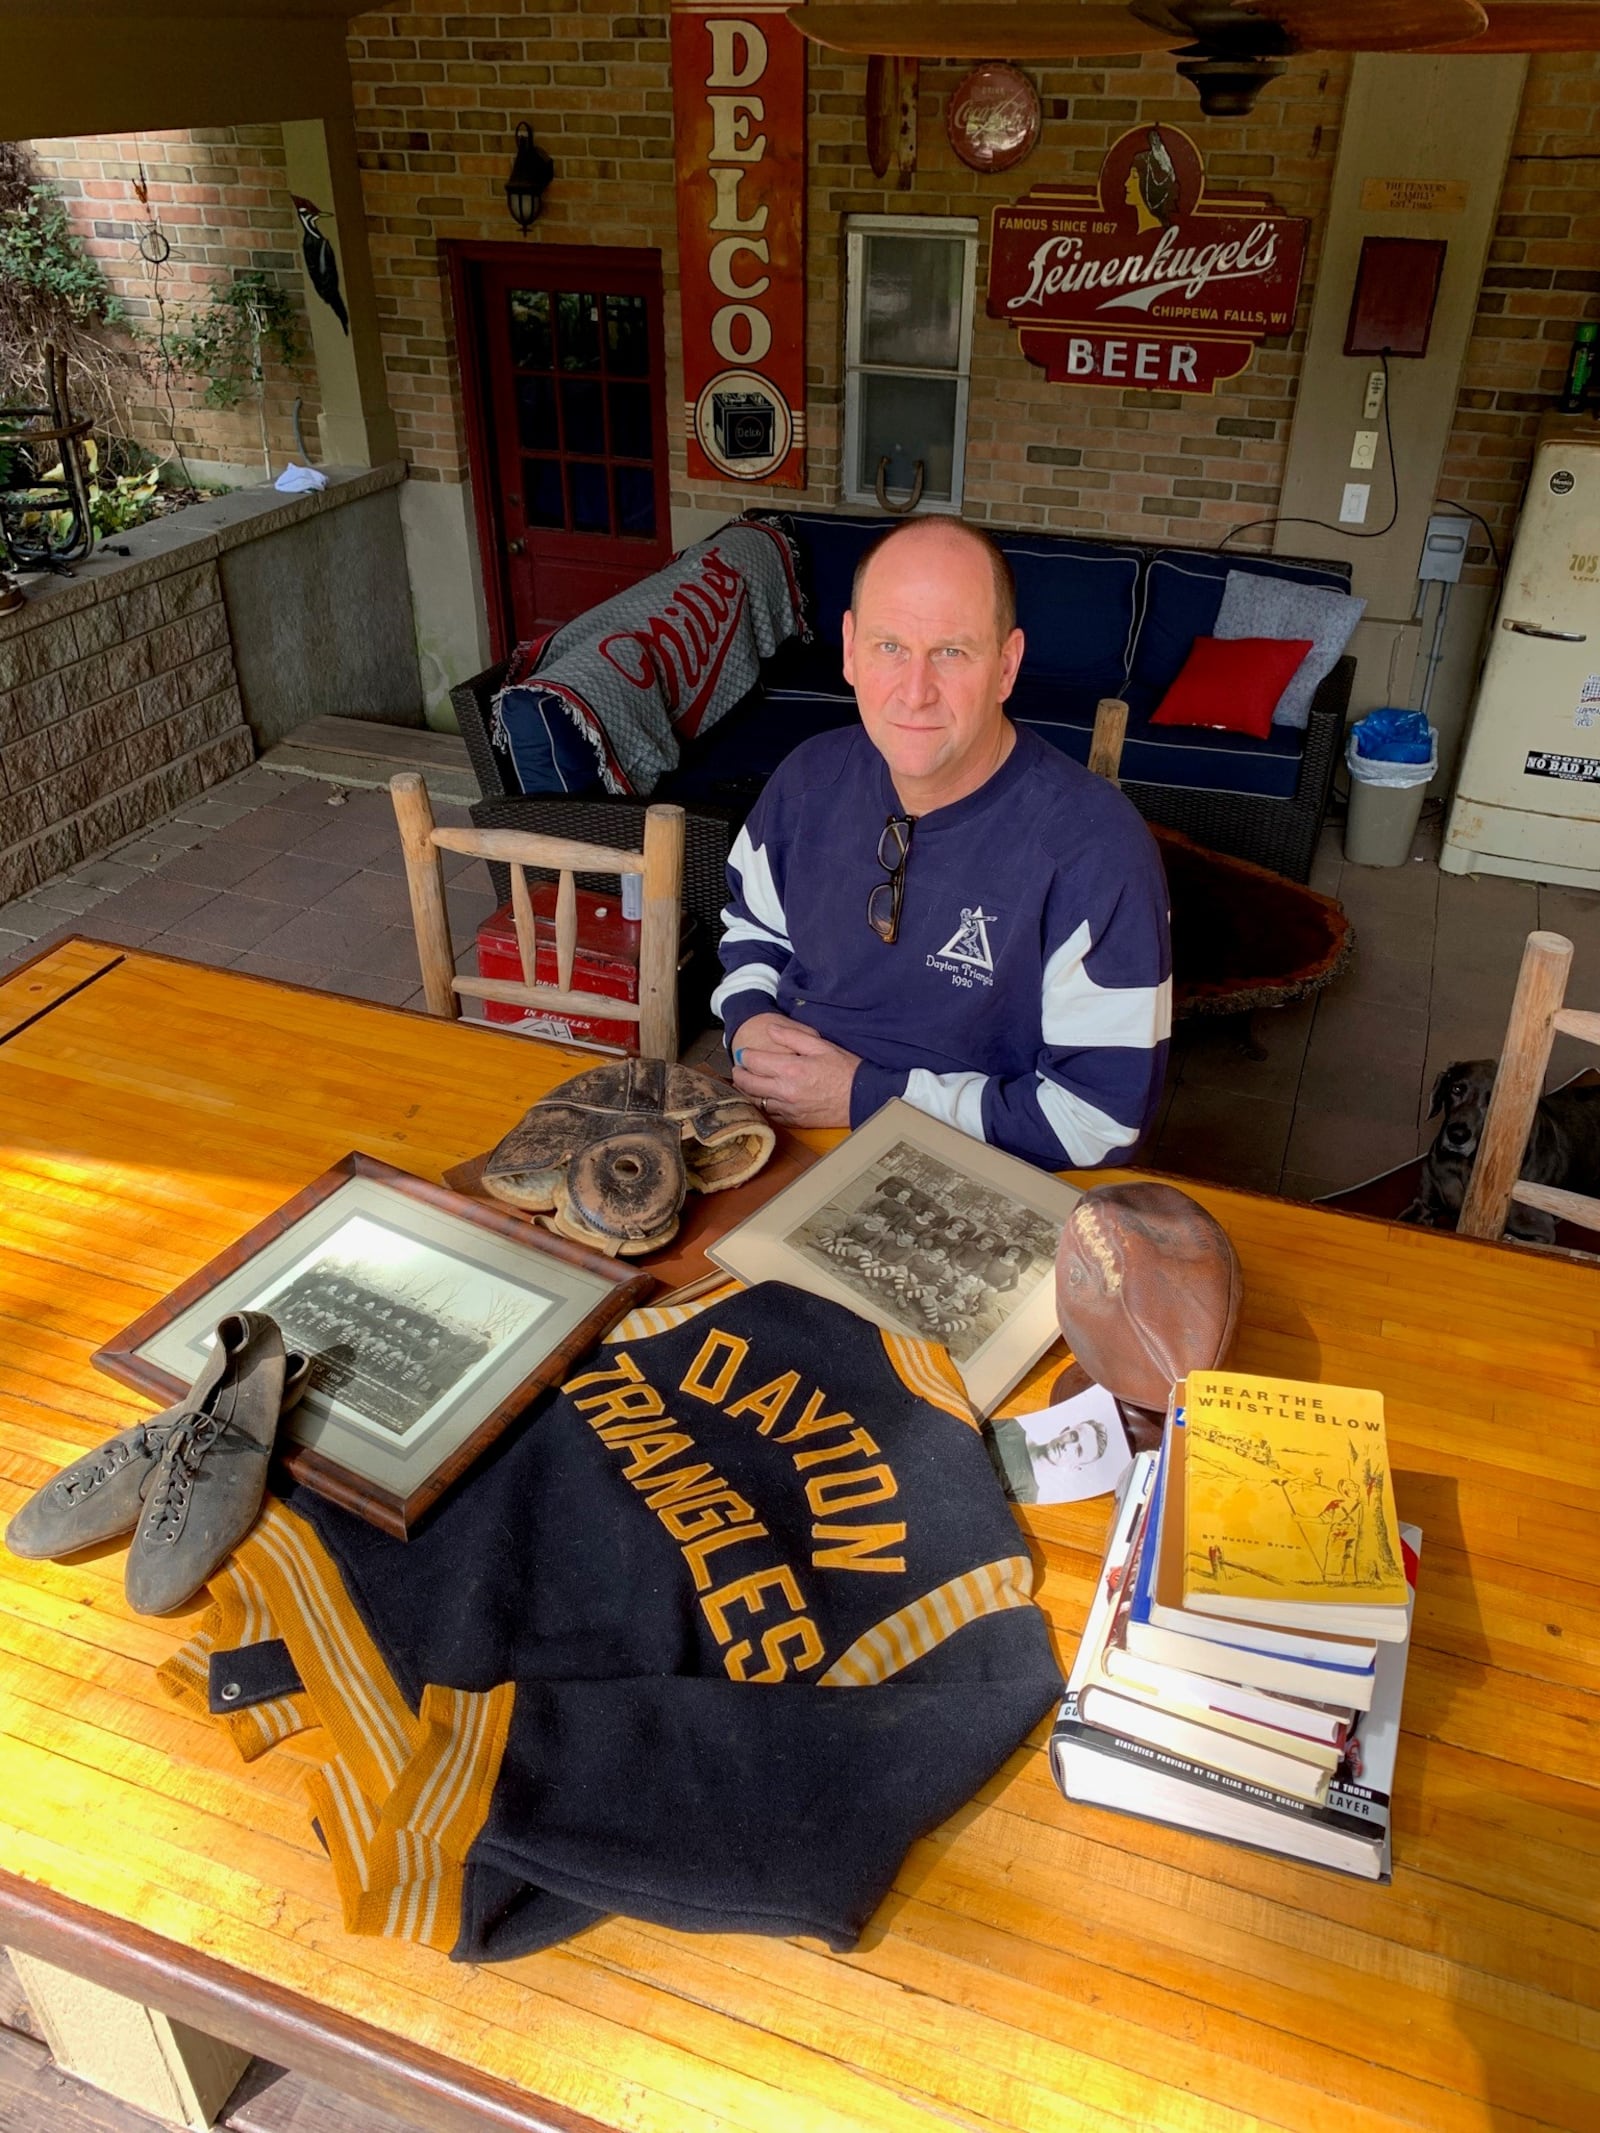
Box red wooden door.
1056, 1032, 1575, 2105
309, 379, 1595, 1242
452, 245, 674, 653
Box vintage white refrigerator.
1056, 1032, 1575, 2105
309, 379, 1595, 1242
1443, 420, 1600, 890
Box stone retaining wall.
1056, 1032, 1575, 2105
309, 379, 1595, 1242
0, 461, 419, 904
0, 556, 253, 905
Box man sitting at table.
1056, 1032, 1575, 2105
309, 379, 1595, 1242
713, 517, 1172, 1170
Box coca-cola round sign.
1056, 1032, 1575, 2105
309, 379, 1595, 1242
947, 63, 1040, 176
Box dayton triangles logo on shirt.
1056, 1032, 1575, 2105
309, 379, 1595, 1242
935, 906, 995, 973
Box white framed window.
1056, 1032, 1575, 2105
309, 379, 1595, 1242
843, 215, 978, 514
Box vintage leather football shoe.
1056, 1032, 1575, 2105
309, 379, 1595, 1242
123, 1312, 293, 1616
5, 1326, 306, 1565
480, 1056, 775, 1255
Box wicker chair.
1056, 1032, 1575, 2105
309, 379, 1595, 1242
451, 668, 738, 933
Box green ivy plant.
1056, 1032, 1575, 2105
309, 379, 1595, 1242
0, 175, 122, 329
173, 270, 303, 477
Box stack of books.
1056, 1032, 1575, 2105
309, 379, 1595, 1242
1051, 1370, 1420, 1880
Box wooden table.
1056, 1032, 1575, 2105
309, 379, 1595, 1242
1, 941, 1597, 2133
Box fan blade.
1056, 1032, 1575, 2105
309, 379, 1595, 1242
787, 5, 1183, 59
1421, 1, 1600, 50
1242, 0, 1488, 49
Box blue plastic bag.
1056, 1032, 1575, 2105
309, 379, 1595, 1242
1351, 708, 1434, 763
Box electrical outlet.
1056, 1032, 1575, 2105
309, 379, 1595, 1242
1350, 429, 1379, 470
1340, 482, 1371, 525
1363, 370, 1386, 421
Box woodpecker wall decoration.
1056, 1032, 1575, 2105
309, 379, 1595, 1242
291, 195, 349, 334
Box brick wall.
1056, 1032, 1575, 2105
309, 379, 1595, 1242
1441, 52, 1600, 586
0, 560, 253, 903
345, 6, 1349, 550
26, 126, 322, 475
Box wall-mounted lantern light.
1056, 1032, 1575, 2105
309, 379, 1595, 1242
505, 122, 554, 234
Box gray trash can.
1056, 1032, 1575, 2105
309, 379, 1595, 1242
1344, 722, 1437, 868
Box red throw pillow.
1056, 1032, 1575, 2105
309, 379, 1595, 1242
1151, 635, 1314, 740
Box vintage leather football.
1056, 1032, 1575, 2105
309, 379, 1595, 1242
1054, 1182, 1241, 1412
481, 1057, 775, 1256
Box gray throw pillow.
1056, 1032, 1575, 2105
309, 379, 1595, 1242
1213, 571, 1365, 730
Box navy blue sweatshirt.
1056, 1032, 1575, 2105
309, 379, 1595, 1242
165, 1282, 1062, 1964
713, 724, 1172, 1170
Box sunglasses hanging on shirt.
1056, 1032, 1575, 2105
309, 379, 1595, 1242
867, 813, 916, 945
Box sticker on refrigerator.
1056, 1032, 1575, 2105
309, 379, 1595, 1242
1525, 750, 1600, 782
1550, 469, 1576, 494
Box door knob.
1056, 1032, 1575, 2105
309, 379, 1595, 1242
509, 538, 526, 556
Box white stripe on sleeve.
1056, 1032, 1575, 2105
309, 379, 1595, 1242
1040, 921, 1172, 1050
711, 961, 780, 1018
903, 1067, 990, 1142
724, 825, 791, 950
1035, 1079, 1141, 1167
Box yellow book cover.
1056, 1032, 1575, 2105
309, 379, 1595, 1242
1181, 1371, 1408, 1618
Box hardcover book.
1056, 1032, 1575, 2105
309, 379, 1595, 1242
1051, 1453, 1420, 1881
1181, 1370, 1409, 1638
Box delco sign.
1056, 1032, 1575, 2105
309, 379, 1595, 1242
987, 125, 1308, 395
671, 2, 806, 487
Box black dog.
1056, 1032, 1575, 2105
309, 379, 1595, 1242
1404, 1059, 1600, 1242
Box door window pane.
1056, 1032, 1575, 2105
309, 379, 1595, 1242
605, 293, 649, 376
561, 378, 605, 456
608, 381, 652, 461
555, 291, 602, 372
524, 457, 564, 528
861, 235, 964, 371
516, 374, 559, 452
568, 461, 610, 533
508, 289, 551, 371
857, 373, 959, 502
613, 465, 656, 538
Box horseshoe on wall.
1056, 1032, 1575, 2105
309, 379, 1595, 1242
874, 456, 925, 516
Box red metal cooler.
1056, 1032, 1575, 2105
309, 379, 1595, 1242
475, 884, 687, 1051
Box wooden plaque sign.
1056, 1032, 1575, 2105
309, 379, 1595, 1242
987, 124, 1309, 395
671, 1, 807, 487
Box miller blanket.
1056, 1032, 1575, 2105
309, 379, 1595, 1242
160, 1280, 1061, 1963
491, 518, 806, 797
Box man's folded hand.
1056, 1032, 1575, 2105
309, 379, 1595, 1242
730, 1013, 860, 1129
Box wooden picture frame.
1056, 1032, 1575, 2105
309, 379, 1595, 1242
708, 1099, 1079, 1416
94, 1152, 652, 1538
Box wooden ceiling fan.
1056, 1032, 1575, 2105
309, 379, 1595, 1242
789, 2, 1600, 115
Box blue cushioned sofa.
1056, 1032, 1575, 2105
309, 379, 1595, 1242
453, 512, 1355, 934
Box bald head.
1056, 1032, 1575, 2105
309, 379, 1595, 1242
851, 518, 1017, 645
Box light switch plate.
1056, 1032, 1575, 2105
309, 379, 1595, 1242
1350, 429, 1379, 469
1340, 482, 1371, 525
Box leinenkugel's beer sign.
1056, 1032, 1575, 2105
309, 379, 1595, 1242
671, 1, 806, 486
988, 126, 1308, 394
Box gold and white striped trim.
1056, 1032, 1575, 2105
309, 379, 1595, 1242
233, 1501, 421, 1804
157, 1547, 313, 1761
605, 1277, 746, 1344
880, 1330, 977, 1430
300, 1684, 514, 1956
177, 1501, 514, 1958
819, 1555, 1035, 1688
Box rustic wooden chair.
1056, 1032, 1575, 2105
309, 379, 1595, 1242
1088, 697, 1129, 784
389, 771, 686, 1062
1457, 929, 1600, 1243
